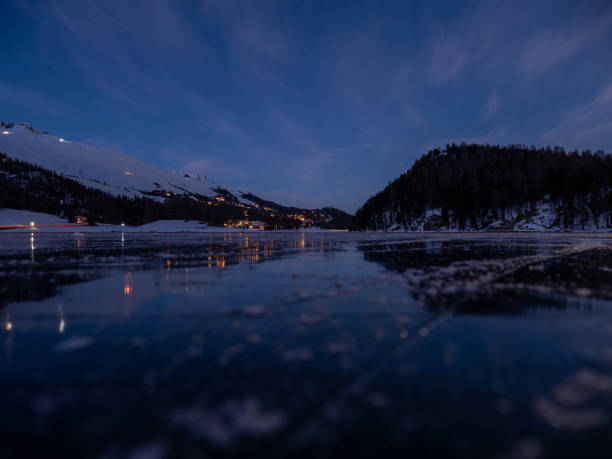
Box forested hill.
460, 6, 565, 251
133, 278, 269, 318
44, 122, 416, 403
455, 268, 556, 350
0, 153, 352, 229
350, 144, 612, 232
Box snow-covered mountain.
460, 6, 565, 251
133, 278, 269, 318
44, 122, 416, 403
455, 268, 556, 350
0, 122, 352, 229
0, 121, 249, 203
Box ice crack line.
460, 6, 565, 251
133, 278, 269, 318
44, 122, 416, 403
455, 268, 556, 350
287, 241, 605, 449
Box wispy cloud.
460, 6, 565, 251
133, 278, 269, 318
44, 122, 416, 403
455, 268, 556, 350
264, 106, 336, 182
482, 92, 502, 120
426, 1, 508, 84
541, 81, 612, 149
522, 9, 612, 78
37, 0, 215, 113
198, 0, 296, 91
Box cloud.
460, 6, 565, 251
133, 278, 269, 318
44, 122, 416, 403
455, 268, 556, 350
261, 105, 360, 185
183, 156, 251, 182
541, 81, 612, 150
34, 0, 216, 114
428, 37, 467, 84
425, 1, 508, 84
522, 10, 612, 78
482, 93, 502, 120
197, 0, 296, 91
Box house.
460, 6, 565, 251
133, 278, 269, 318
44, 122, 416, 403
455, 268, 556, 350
248, 221, 266, 230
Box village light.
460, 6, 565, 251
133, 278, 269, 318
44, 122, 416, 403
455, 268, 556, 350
1, 130, 10, 135
30, 221, 35, 227
59, 138, 65, 142
121, 223, 125, 227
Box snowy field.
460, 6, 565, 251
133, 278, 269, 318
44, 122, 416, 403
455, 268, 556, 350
0, 208, 235, 232
0, 209, 345, 233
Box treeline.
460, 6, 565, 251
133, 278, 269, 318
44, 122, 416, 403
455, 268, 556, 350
0, 153, 353, 229
350, 143, 612, 230
0, 153, 245, 226
240, 193, 353, 229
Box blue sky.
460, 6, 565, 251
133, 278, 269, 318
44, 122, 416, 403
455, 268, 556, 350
2, 0, 612, 212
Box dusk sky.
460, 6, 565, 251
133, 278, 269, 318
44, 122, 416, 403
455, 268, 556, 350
2, 0, 612, 212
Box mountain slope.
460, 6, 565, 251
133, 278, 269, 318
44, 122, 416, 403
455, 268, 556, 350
0, 121, 238, 202
351, 143, 612, 231
0, 122, 352, 228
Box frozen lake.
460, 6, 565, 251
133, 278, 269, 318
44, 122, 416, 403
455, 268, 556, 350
1, 231, 612, 458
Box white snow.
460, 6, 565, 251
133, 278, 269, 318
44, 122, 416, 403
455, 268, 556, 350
373, 198, 611, 233
0, 208, 69, 227
0, 208, 344, 233
0, 208, 233, 232
0, 122, 251, 203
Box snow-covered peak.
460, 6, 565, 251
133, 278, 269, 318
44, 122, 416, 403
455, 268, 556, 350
0, 121, 250, 203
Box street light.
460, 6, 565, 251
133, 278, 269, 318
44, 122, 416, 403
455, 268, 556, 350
30, 221, 35, 227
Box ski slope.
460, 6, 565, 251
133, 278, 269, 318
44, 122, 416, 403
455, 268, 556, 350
0, 122, 251, 203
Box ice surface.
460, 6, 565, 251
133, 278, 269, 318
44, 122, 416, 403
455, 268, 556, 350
1, 232, 612, 458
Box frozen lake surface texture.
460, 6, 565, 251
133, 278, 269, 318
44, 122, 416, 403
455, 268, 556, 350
1, 232, 612, 458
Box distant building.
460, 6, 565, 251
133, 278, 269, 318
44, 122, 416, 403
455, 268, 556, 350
248, 221, 266, 230
225, 220, 266, 230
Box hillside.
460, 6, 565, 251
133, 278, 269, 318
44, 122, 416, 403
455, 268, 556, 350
0, 122, 231, 201
350, 143, 612, 232
0, 122, 351, 229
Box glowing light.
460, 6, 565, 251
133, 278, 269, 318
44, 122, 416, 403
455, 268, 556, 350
30, 221, 35, 227
30, 232, 35, 260
58, 304, 65, 333
121, 223, 125, 227
59, 138, 65, 142
1, 130, 10, 135
124, 171, 134, 176
5, 321, 12, 331
123, 273, 134, 296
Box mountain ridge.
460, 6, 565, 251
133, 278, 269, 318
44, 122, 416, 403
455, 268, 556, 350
0, 121, 352, 229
